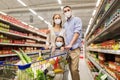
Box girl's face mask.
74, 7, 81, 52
56, 42, 63, 47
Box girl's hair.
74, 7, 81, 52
55, 36, 65, 47
52, 14, 62, 28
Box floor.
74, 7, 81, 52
68, 52, 93, 80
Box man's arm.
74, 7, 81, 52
69, 32, 80, 46
65, 17, 82, 49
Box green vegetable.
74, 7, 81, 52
36, 70, 46, 80
19, 48, 32, 63
12, 50, 34, 78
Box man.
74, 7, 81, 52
63, 6, 82, 80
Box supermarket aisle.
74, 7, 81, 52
68, 53, 92, 80
79, 58, 92, 80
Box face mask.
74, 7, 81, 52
56, 42, 63, 47
54, 19, 61, 24
64, 11, 72, 18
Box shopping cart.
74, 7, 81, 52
0, 50, 69, 80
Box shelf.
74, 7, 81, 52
86, 0, 107, 40
0, 52, 39, 57
88, 48, 120, 55
88, 56, 116, 80
0, 30, 46, 43
87, 17, 120, 45
0, 17, 47, 38
0, 43, 45, 47
86, 0, 119, 40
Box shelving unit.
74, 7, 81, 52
88, 56, 115, 80
85, 0, 120, 80
0, 14, 47, 60
86, 0, 119, 40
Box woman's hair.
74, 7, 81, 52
52, 14, 62, 28
55, 36, 65, 47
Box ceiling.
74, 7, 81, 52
0, 0, 96, 35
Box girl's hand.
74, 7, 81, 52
60, 47, 65, 51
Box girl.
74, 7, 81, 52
55, 36, 65, 51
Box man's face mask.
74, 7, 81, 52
56, 42, 63, 47
64, 11, 72, 18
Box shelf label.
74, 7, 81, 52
100, 74, 107, 80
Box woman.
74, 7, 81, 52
46, 14, 65, 50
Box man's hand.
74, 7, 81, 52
65, 44, 72, 50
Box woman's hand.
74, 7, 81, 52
52, 47, 56, 52
44, 45, 50, 50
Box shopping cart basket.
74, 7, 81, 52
0, 50, 68, 80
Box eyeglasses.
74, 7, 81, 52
64, 9, 71, 13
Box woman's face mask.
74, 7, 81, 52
54, 19, 61, 24
56, 42, 63, 47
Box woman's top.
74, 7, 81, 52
49, 27, 65, 47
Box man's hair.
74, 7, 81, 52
63, 6, 71, 10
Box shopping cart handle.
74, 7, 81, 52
18, 63, 31, 70
0, 61, 4, 65
70, 48, 73, 50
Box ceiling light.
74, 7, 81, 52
38, 16, 44, 21
96, 0, 101, 7
89, 18, 93, 25
85, 25, 91, 36
0, 11, 7, 15
29, 8, 37, 15
17, 0, 27, 6
44, 20, 49, 24
61, 6, 63, 10
92, 10, 96, 16
57, 0, 62, 4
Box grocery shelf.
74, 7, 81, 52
0, 43, 45, 47
0, 30, 46, 43
0, 52, 39, 57
87, 17, 120, 45
88, 56, 116, 80
86, 0, 119, 40
86, 0, 107, 40
88, 48, 120, 55
0, 17, 47, 38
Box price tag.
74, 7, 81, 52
100, 74, 107, 80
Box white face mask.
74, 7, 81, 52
54, 19, 61, 24
64, 11, 72, 18
56, 42, 63, 47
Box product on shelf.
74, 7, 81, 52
9, 30, 27, 36
105, 9, 120, 27
0, 22, 10, 29
89, 39, 120, 50
98, 53, 105, 67
24, 39, 36, 44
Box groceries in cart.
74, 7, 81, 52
0, 47, 68, 80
